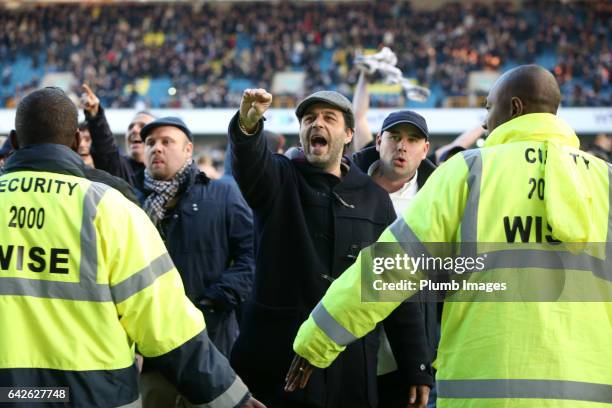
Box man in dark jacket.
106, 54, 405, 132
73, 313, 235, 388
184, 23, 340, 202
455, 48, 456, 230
229, 88, 430, 407
80, 88, 254, 350
140, 116, 254, 356
351, 110, 437, 408
104, 116, 254, 407
81, 84, 154, 192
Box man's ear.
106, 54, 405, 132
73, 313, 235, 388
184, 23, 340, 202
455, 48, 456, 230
510, 96, 524, 118
70, 130, 81, 153
9, 130, 19, 150
344, 128, 354, 146
422, 140, 430, 158
375, 132, 382, 152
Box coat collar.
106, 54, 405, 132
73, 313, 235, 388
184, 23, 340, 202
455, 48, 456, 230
291, 153, 370, 190
484, 113, 579, 149
3, 143, 86, 177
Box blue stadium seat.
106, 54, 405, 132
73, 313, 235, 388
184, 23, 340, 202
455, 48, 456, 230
228, 78, 255, 93
319, 50, 334, 72
2, 54, 45, 92
535, 52, 557, 70
147, 77, 173, 108
235, 34, 252, 53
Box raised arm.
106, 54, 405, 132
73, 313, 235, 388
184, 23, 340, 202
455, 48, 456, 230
228, 89, 292, 212
81, 84, 137, 186
351, 71, 375, 152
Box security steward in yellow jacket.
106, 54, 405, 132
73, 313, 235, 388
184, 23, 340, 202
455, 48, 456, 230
0, 88, 265, 408
286, 65, 612, 407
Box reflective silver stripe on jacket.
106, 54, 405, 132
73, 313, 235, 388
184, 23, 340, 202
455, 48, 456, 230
1, 182, 174, 302
389, 215, 431, 258
1, 183, 110, 301
480, 248, 611, 282
79, 182, 111, 297
460, 149, 483, 247
192, 375, 249, 408
437, 379, 612, 403
311, 302, 357, 346
110, 253, 174, 303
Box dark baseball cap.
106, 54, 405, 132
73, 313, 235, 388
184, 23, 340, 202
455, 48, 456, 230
295, 91, 355, 129
381, 110, 429, 140
141, 116, 192, 141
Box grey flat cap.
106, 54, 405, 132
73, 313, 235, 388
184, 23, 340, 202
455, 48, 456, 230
295, 91, 355, 129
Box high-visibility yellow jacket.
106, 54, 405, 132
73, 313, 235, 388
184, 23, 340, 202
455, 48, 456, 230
0, 144, 249, 407
293, 113, 612, 407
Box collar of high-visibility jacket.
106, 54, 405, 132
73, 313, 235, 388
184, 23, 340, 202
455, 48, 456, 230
484, 113, 579, 149
2, 143, 86, 178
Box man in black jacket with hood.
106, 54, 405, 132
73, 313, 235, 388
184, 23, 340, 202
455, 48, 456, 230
229, 88, 433, 407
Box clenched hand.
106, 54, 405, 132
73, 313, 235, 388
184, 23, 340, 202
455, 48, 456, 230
239, 88, 272, 133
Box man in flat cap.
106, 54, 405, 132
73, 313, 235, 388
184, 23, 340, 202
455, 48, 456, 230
227, 89, 397, 407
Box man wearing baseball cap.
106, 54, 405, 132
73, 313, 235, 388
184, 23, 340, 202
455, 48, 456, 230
136, 117, 256, 408
353, 110, 436, 214
351, 110, 437, 408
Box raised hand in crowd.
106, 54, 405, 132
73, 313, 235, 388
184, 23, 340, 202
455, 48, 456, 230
238, 88, 273, 133
80, 83, 100, 117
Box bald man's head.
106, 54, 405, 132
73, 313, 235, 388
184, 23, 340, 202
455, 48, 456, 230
483, 64, 561, 134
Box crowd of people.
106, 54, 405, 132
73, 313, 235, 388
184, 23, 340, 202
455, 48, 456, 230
0, 0, 610, 406
0, 0, 609, 108
2, 62, 611, 408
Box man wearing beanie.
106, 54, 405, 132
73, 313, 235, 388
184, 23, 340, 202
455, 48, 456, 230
138, 117, 256, 407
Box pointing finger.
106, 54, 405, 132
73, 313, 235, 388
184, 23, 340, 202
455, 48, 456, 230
82, 83, 95, 97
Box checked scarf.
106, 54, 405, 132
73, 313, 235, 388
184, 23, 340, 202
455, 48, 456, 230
143, 159, 193, 225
